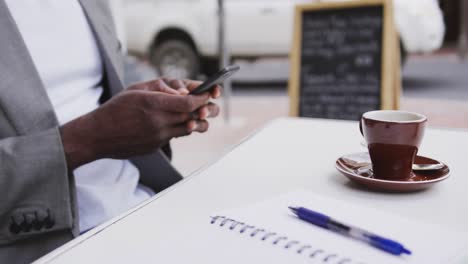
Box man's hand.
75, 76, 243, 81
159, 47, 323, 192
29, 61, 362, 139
60, 78, 221, 170
158, 77, 221, 120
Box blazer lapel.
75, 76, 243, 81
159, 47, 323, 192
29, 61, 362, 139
0, 0, 60, 134
78, 0, 125, 97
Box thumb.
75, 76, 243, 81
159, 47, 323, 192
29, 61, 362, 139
144, 79, 181, 95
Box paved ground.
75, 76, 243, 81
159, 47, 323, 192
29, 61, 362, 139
403, 54, 468, 101
130, 54, 468, 176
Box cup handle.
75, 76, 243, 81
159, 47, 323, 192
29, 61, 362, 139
359, 118, 364, 137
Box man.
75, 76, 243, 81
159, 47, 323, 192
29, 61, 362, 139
0, 0, 220, 263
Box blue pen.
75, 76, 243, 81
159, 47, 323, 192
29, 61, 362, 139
289, 206, 411, 256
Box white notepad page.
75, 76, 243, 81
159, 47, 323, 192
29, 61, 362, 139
156, 191, 468, 264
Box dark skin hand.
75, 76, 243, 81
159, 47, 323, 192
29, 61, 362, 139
60, 78, 221, 170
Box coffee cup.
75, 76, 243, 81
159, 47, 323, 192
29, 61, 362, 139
360, 110, 427, 180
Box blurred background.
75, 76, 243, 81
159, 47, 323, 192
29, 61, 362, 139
109, 0, 468, 175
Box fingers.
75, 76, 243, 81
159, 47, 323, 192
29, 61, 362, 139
129, 78, 222, 99
210, 85, 222, 99
162, 124, 192, 140
197, 102, 220, 120
161, 120, 209, 140
162, 77, 190, 95
183, 79, 222, 99
183, 79, 203, 92
186, 120, 209, 133
160, 111, 199, 126
156, 103, 218, 135
146, 92, 211, 113
158, 103, 218, 127
132, 79, 181, 95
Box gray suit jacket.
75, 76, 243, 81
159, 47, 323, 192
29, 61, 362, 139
0, 1, 182, 263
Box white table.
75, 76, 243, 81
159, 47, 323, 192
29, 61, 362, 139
36, 118, 468, 263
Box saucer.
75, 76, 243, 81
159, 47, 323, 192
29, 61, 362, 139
335, 152, 450, 192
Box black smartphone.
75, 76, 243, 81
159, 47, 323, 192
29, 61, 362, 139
189, 65, 240, 95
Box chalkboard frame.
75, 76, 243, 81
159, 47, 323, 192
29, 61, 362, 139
288, 0, 400, 118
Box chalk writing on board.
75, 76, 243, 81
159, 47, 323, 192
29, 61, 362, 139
299, 6, 383, 120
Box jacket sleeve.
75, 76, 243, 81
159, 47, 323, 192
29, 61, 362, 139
160, 143, 172, 161
0, 127, 74, 246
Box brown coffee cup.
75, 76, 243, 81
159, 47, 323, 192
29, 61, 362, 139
360, 110, 427, 180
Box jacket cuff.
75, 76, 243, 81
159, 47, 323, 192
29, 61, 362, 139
0, 127, 75, 245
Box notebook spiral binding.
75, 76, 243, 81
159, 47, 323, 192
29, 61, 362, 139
210, 216, 366, 264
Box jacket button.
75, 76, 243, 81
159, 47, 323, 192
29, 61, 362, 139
45, 209, 55, 229
22, 213, 35, 232
44, 217, 55, 229
20, 222, 32, 232
9, 223, 21, 234
32, 219, 43, 230
32, 211, 44, 230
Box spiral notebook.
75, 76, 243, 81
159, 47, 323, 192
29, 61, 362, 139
159, 191, 468, 264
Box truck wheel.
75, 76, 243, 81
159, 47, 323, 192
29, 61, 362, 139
202, 58, 220, 77
400, 40, 407, 67
150, 40, 200, 79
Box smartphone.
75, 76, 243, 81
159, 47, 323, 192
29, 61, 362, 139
189, 65, 240, 95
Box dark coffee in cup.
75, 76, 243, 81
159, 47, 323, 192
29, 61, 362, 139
360, 110, 427, 180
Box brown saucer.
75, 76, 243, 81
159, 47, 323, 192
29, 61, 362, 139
335, 152, 450, 192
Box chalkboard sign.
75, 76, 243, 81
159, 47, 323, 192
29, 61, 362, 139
289, 0, 400, 120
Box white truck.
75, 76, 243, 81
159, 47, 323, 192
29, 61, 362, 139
123, 0, 445, 79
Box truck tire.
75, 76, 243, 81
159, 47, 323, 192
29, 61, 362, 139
150, 40, 200, 79
202, 58, 220, 77
400, 40, 407, 67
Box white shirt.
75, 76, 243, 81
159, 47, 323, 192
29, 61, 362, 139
6, 0, 154, 232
